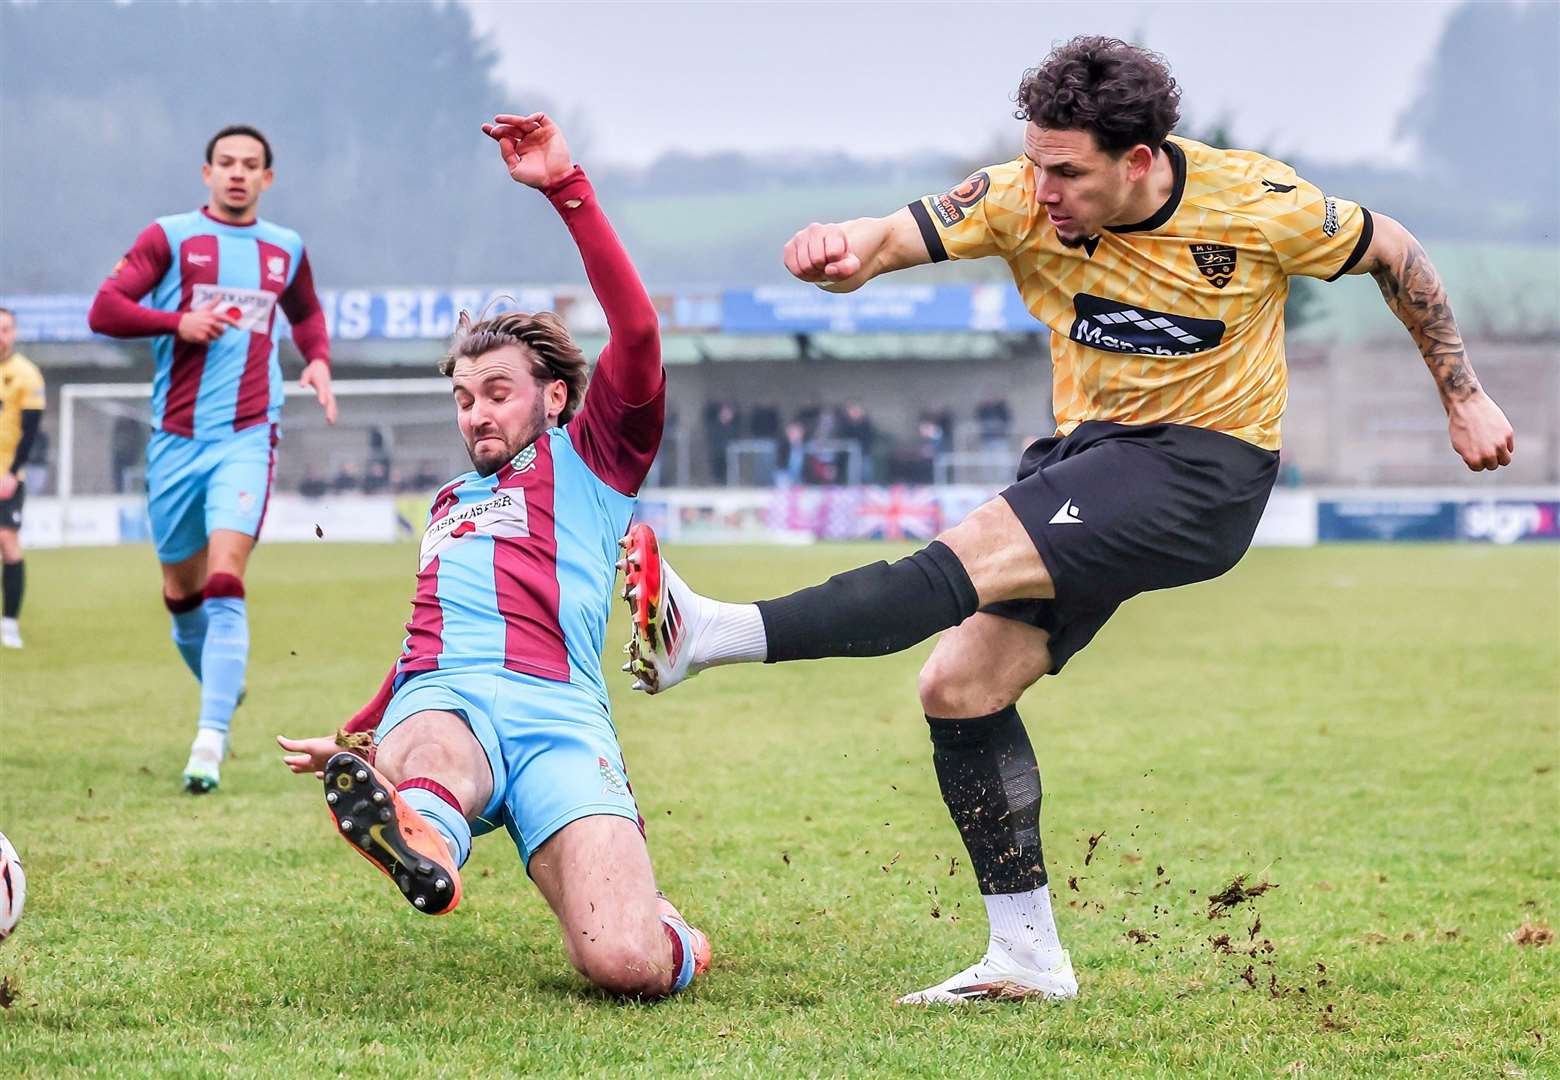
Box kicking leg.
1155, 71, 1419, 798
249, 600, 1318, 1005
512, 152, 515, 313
528, 814, 709, 999
623, 498, 1051, 693
899, 613, 1077, 1005
318, 710, 494, 915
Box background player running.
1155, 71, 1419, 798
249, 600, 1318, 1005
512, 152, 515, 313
0, 307, 46, 649
88, 125, 336, 793
622, 37, 1515, 1004
276, 113, 709, 1000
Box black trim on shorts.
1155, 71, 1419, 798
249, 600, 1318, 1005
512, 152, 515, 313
907, 200, 949, 263
1327, 206, 1375, 281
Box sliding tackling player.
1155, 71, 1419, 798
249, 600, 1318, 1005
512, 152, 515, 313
278, 113, 708, 999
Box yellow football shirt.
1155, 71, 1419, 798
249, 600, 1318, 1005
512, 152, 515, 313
0, 351, 47, 474
910, 136, 1373, 450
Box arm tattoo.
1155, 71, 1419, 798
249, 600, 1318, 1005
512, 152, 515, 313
1369, 239, 1479, 402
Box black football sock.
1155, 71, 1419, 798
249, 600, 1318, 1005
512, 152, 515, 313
756, 540, 978, 663
927, 706, 1046, 895
1, 560, 22, 619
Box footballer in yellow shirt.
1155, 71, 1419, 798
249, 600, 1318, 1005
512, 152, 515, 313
0, 306, 46, 648
623, 37, 1516, 1005
910, 134, 1372, 451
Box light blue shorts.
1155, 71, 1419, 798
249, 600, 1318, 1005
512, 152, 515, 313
377, 666, 642, 867
145, 424, 277, 564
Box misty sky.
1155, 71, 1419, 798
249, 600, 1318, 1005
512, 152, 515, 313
466, 0, 1455, 168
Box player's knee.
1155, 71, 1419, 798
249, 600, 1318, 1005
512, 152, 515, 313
918, 653, 971, 716
919, 650, 1013, 718
576, 936, 671, 998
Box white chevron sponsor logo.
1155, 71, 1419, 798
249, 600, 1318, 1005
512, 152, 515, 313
1049, 499, 1083, 525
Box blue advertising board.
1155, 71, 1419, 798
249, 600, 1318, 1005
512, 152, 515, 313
718, 284, 1047, 334
0, 294, 94, 342
720, 285, 974, 333
1317, 500, 1459, 541
1458, 500, 1560, 543
5, 283, 1052, 341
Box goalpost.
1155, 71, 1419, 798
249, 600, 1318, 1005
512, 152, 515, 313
57, 378, 466, 505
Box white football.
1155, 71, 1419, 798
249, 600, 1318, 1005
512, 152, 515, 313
0, 831, 24, 942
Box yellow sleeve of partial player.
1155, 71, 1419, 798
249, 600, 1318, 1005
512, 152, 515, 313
1251, 163, 1374, 282
908, 159, 1028, 263
18, 360, 46, 410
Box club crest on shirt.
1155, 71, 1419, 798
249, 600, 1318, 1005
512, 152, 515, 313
1189, 243, 1238, 289
265, 255, 287, 284
929, 171, 991, 227
419, 489, 530, 570
510, 444, 538, 473
598, 756, 629, 796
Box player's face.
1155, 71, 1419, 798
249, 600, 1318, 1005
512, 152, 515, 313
202, 135, 273, 218
1025, 124, 1139, 248
0, 313, 14, 362
451, 346, 565, 476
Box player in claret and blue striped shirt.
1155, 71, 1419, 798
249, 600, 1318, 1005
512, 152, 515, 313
276, 113, 709, 1000
88, 125, 338, 794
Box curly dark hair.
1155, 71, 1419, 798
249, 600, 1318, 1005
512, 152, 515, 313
1015, 36, 1181, 155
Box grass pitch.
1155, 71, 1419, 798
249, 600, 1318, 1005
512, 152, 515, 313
0, 541, 1555, 1077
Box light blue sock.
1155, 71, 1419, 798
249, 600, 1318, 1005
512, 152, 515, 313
399, 786, 472, 867
170, 606, 208, 682
197, 596, 249, 736
659, 915, 699, 993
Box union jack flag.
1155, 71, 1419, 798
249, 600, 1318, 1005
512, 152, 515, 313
854, 486, 942, 540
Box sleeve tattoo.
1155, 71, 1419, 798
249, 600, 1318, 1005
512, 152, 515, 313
1369, 240, 1479, 402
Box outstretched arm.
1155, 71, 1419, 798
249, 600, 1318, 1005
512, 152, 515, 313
783, 208, 933, 293
482, 112, 661, 403
483, 112, 664, 494
542, 166, 660, 403
1348, 214, 1514, 471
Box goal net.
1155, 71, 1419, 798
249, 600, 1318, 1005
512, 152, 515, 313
53, 379, 473, 544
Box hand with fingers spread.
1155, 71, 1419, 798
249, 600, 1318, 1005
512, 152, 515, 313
277, 733, 344, 779
481, 112, 575, 189
176, 297, 240, 344
784, 221, 863, 285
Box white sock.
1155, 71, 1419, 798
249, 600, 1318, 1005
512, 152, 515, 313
983, 886, 1064, 970
192, 727, 226, 759
693, 600, 767, 667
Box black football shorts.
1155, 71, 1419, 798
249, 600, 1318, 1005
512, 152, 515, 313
986, 420, 1278, 674
0, 479, 23, 531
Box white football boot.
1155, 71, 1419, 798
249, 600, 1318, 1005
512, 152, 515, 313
0, 617, 22, 649
896, 948, 1078, 1005
182, 728, 226, 795
618, 522, 716, 695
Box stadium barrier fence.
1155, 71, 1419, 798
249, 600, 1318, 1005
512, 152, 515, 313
19, 487, 1560, 550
